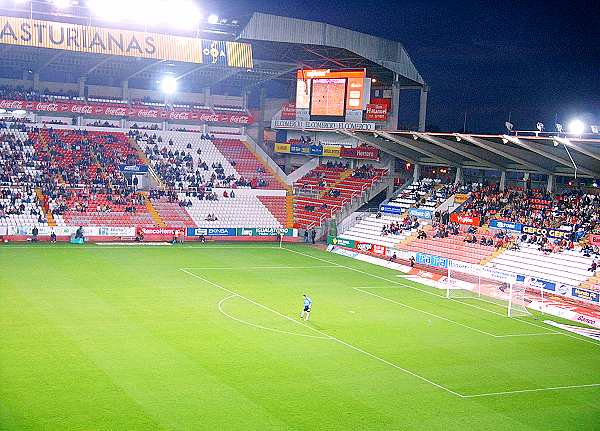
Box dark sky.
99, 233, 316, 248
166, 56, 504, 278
208, 0, 600, 133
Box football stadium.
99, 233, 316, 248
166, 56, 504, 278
1, 1, 599, 430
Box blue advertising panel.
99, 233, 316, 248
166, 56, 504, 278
516, 275, 556, 291
409, 208, 433, 220
571, 287, 600, 303
379, 204, 403, 214
186, 227, 237, 237
415, 252, 448, 269
489, 219, 523, 232
119, 164, 149, 173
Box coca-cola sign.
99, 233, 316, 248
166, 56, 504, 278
0, 99, 253, 125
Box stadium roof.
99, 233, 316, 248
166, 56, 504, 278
0, 8, 425, 93
345, 130, 600, 178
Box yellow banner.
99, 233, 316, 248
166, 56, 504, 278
274, 143, 291, 154
322, 145, 341, 158
454, 193, 469, 204
0, 16, 252, 67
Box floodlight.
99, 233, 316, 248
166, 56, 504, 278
371, 78, 377, 83
207, 14, 219, 24
568, 119, 585, 135
505, 121, 513, 132
161, 76, 178, 94
53, 0, 71, 9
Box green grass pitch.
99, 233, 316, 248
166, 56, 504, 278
1, 243, 599, 430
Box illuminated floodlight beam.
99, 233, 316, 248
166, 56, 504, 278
161, 76, 178, 95
207, 14, 219, 24
53, 0, 71, 9
567, 119, 585, 135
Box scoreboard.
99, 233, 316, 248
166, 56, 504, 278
295, 69, 371, 122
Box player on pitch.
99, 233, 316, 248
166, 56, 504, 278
300, 294, 312, 321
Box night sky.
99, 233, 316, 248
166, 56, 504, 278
208, 0, 599, 133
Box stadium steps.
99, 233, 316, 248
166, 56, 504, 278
35, 187, 56, 226
142, 192, 166, 227
580, 274, 600, 291
318, 169, 353, 198
286, 194, 295, 227
257, 195, 288, 226
240, 139, 289, 190
129, 137, 165, 189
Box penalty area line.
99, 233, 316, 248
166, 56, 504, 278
463, 383, 600, 398
179, 267, 464, 398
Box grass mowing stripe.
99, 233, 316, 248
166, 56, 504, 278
179, 268, 465, 398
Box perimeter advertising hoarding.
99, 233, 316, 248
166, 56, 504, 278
0, 99, 253, 125
415, 252, 449, 269
591, 234, 600, 246
0, 16, 252, 67
185, 228, 298, 237
274, 142, 379, 160
449, 213, 481, 226
408, 208, 433, 220
521, 225, 572, 240
379, 204, 403, 214
489, 219, 523, 233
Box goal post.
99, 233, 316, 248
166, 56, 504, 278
445, 260, 531, 318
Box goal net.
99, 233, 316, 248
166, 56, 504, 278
445, 263, 531, 317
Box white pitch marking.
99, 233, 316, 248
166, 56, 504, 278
181, 265, 338, 270
463, 383, 600, 398
282, 247, 599, 346
218, 295, 329, 339
179, 267, 464, 398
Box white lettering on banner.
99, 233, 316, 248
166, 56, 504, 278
271, 119, 375, 131
141, 227, 182, 235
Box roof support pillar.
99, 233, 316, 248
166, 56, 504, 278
547, 174, 555, 194
121, 80, 129, 102
388, 82, 400, 130
455, 166, 463, 185
500, 170, 506, 192
32, 72, 40, 91
78, 77, 86, 98
413, 163, 421, 182
418, 87, 428, 132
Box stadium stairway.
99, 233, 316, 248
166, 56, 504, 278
580, 273, 600, 292
142, 192, 166, 227
35, 187, 56, 226
257, 195, 288, 227
240, 139, 289, 191
211, 138, 280, 189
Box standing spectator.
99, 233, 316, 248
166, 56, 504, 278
304, 230, 309, 243
311, 229, 316, 244
31, 226, 39, 242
